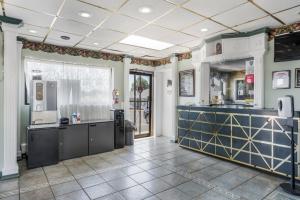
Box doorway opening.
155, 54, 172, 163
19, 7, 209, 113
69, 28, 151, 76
129, 71, 153, 139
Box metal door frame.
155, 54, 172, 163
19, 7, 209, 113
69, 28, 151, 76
129, 71, 153, 139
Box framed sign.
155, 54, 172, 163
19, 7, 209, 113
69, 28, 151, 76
272, 70, 291, 89
179, 69, 195, 97
295, 68, 300, 88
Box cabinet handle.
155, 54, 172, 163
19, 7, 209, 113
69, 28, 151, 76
90, 138, 94, 142
90, 123, 96, 127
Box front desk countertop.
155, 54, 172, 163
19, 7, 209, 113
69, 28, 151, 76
28, 119, 114, 130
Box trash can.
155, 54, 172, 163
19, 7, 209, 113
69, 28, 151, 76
125, 120, 136, 146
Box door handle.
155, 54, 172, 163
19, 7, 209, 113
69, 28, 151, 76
90, 123, 96, 127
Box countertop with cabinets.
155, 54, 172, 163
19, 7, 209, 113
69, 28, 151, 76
27, 120, 115, 169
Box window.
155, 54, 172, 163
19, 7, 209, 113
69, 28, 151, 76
24, 58, 113, 121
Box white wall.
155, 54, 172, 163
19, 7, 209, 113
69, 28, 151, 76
0, 32, 4, 176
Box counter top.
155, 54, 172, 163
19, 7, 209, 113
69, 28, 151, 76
28, 119, 114, 130
177, 104, 300, 117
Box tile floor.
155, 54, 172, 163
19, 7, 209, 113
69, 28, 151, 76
0, 136, 299, 200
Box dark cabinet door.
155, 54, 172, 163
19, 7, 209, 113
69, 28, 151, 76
89, 121, 114, 155
27, 128, 59, 168
59, 124, 88, 160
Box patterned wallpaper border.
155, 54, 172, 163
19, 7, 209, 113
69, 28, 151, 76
269, 22, 300, 41
19, 38, 192, 66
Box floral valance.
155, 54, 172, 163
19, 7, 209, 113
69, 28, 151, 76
269, 22, 300, 41
177, 52, 192, 61
131, 57, 172, 67
20, 38, 124, 62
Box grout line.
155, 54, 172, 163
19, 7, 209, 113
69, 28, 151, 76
41, 167, 57, 199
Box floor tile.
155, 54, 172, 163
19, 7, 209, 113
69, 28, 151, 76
56, 190, 90, 200
129, 171, 156, 184
95, 192, 125, 200
119, 185, 152, 200
108, 177, 138, 191
147, 167, 173, 177
1, 195, 20, 200
84, 183, 115, 199
78, 174, 105, 188
160, 173, 190, 186
156, 188, 192, 200
121, 166, 144, 176
51, 180, 81, 197
20, 187, 54, 200
176, 181, 210, 198
196, 189, 232, 200
136, 161, 159, 170
0, 178, 19, 197
142, 179, 172, 194
100, 170, 126, 181
143, 196, 160, 200
44, 164, 74, 185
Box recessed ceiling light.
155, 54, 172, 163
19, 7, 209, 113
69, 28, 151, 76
201, 28, 208, 32
93, 42, 99, 45
60, 35, 70, 40
138, 6, 152, 14
29, 30, 37, 33
78, 11, 91, 18
120, 35, 173, 50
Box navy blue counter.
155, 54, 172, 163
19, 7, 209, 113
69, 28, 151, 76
177, 105, 300, 178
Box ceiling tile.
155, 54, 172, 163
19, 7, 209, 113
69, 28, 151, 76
18, 24, 49, 38
46, 30, 83, 46
212, 2, 267, 27
154, 8, 204, 31
135, 25, 175, 40
274, 6, 300, 24
79, 37, 110, 48
80, 0, 127, 11
89, 29, 127, 46
183, 0, 247, 17
253, 0, 300, 13
5, 0, 63, 15
101, 49, 124, 54
167, 0, 188, 5
206, 29, 235, 39
107, 43, 138, 52
4, 4, 54, 28
119, 0, 175, 22
159, 32, 198, 45
182, 19, 227, 37
181, 39, 203, 48
76, 44, 101, 51
101, 14, 146, 33
129, 47, 158, 57
18, 34, 44, 42
52, 18, 94, 35
234, 16, 281, 32
60, 0, 110, 26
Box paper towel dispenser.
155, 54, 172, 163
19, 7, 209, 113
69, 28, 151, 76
277, 96, 294, 118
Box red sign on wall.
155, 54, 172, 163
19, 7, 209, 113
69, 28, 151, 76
245, 74, 254, 84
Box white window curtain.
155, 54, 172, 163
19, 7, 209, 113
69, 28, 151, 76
24, 58, 113, 121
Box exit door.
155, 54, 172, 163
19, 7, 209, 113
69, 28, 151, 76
129, 72, 152, 138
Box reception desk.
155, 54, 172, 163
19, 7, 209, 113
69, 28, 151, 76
177, 105, 300, 178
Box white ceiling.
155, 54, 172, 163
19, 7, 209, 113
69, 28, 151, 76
2, 0, 300, 59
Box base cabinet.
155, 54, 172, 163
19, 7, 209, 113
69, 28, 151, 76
59, 124, 89, 160
27, 128, 59, 168
89, 122, 114, 155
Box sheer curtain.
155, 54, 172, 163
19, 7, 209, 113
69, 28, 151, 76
25, 58, 112, 121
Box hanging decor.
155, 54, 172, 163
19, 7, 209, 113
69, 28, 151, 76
269, 22, 300, 41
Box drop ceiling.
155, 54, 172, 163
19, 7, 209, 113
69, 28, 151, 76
2, 0, 300, 59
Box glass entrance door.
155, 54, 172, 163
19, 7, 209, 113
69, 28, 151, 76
129, 72, 152, 138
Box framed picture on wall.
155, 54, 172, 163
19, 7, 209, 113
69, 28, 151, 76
272, 70, 291, 89
295, 68, 300, 88
179, 69, 195, 97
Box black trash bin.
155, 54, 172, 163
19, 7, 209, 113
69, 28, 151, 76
125, 120, 136, 146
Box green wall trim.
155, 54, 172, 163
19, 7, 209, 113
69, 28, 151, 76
0, 15, 22, 25
205, 28, 270, 43
0, 172, 19, 180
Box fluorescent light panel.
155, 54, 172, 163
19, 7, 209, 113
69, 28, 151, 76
119, 35, 174, 50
